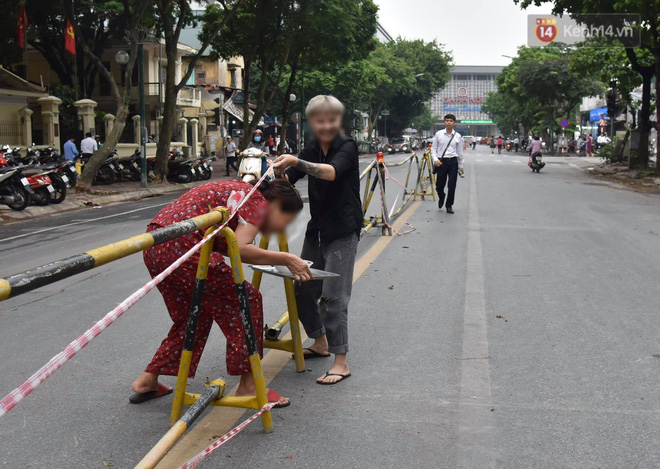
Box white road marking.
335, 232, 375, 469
569, 163, 582, 170
512, 160, 522, 164
0, 202, 170, 243
456, 165, 495, 468
476, 159, 484, 162
495, 159, 503, 163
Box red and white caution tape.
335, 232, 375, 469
0, 170, 271, 418
179, 403, 276, 469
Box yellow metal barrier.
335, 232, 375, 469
253, 234, 306, 373
140, 215, 276, 467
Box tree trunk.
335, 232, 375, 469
629, 71, 651, 170
77, 105, 128, 190
279, 61, 299, 154
154, 45, 179, 181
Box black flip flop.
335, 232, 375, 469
129, 383, 173, 404
301, 348, 331, 359
317, 372, 351, 385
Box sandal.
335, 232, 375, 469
129, 383, 173, 404
301, 347, 331, 359
317, 372, 351, 385
267, 389, 291, 408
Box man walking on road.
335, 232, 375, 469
432, 114, 464, 214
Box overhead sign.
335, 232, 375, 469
381, 110, 390, 116
560, 118, 569, 128
460, 120, 493, 124
589, 107, 608, 122
264, 116, 276, 125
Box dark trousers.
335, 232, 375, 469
295, 233, 359, 354
435, 157, 459, 209
226, 156, 237, 176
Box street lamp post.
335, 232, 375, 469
381, 109, 390, 139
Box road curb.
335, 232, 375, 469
0, 180, 203, 224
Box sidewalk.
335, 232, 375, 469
0, 162, 232, 224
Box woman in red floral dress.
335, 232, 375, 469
130, 179, 312, 408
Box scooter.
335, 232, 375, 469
116, 149, 143, 182
529, 151, 545, 173
0, 166, 33, 211
238, 148, 268, 183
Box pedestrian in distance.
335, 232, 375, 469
431, 113, 464, 214
514, 136, 519, 152
471, 138, 477, 150
497, 135, 504, 154
81, 132, 97, 161
225, 137, 238, 176
586, 134, 593, 157
273, 95, 361, 385
489, 135, 496, 154
63, 135, 79, 162
130, 179, 310, 408
95, 135, 102, 150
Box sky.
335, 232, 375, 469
375, 0, 548, 66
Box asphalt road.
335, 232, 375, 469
1, 147, 659, 468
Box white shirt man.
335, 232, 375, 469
80, 134, 97, 156
431, 128, 464, 168
431, 115, 464, 214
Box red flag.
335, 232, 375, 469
65, 20, 76, 55
17, 5, 28, 49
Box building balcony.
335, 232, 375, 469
143, 83, 202, 108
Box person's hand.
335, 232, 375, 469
434, 160, 442, 167
286, 254, 313, 282
459, 168, 464, 175
272, 154, 298, 175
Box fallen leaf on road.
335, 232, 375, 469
83, 201, 100, 207
388, 285, 394, 290
102, 462, 113, 467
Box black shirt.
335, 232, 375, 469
286, 134, 362, 242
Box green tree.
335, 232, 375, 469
66, 0, 151, 191
152, 0, 244, 180
410, 105, 437, 133
516, 0, 660, 170
0, 0, 127, 96
483, 45, 602, 143
273, 0, 378, 152
383, 38, 452, 137
211, 0, 301, 150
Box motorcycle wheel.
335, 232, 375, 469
96, 166, 117, 185
33, 187, 51, 206
50, 178, 67, 204
202, 167, 212, 180
67, 172, 78, 187
178, 168, 193, 183
6, 182, 31, 211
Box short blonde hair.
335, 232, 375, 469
305, 95, 345, 118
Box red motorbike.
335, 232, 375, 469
0, 153, 54, 205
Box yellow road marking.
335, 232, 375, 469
156, 200, 423, 467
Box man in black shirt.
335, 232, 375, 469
273, 95, 360, 385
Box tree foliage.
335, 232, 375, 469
483, 44, 602, 140
515, 0, 660, 169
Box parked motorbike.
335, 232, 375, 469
238, 148, 268, 183
167, 149, 201, 183
81, 152, 119, 185
116, 149, 143, 182
529, 151, 545, 173
0, 166, 33, 211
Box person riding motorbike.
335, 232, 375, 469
247, 129, 269, 179
528, 135, 542, 165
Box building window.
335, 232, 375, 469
454, 74, 470, 81
474, 74, 490, 81
229, 68, 238, 89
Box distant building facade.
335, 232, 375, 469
429, 65, 503, 137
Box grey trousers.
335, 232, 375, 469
295, 232, 359, 354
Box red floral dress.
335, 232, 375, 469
143, 180, 267, 377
